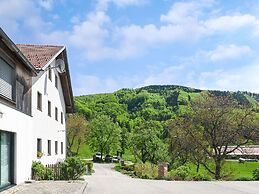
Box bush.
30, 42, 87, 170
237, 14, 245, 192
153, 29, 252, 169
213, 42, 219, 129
134, 163, 158, 179
32, 161, 45, 180
122, 164, 134, 171
253, 168, 259, 180
86, 161, 93, 175
235, 177, 253, 181
44, 168, 54, 180
192, 173, 212, 181
169, 166, 190, 180
60, 157, 86, 180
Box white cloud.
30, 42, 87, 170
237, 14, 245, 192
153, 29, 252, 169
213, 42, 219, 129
38, 0, 54, 11
203, 14, 257, 33
160, 2, 200, 24
203, 44, 253, 61
197, 64, 259, 93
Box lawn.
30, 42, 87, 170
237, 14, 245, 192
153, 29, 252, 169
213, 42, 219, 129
187, 160, 259, 180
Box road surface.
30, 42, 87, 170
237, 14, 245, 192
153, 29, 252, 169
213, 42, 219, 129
84, 163, 259, 194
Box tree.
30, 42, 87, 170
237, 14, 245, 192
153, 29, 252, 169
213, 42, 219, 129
89, 115, 121, 159
130, 120, 168, 164
169, 94, 259, 180
67, 114, 89, 156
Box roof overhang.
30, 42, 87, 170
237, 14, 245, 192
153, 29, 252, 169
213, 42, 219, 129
59, 49, 75, 113
0, 28, 37, 76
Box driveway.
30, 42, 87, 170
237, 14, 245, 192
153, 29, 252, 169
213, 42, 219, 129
85, 163, 259, 194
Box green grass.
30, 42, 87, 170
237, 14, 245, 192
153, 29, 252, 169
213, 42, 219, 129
186, 160, 259, 180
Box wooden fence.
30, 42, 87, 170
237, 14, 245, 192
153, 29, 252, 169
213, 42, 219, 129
32, 163, 62, 180
46, 163, 62, 180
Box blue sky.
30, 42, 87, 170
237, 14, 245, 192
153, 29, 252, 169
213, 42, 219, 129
1, 0, 259, 95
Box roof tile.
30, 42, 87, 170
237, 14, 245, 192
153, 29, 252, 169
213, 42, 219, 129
16, 44, 63, 69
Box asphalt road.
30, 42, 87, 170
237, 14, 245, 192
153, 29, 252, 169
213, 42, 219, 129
85, 163, 259, 194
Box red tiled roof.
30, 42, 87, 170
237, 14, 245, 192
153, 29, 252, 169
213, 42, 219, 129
16, 44, 63, 69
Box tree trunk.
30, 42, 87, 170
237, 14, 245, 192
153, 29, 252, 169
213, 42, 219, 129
215, 160, 221, 180
196, 163, 200, 173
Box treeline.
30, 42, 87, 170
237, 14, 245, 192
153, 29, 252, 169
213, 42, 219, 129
72, 85, 259, 179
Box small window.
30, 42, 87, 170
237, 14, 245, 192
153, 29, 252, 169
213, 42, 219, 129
48, 101, 51, 117
55, 75, 58, 88
47, 140, 51, 155
55, 107, 58, 121
48, 69, 52, 81
55, 141, 58, 155
61, 112, 63, 124
37, 138, 42, 153
0, 57, 15, 101
61, 142, 63, 154
37, 92, 42, 111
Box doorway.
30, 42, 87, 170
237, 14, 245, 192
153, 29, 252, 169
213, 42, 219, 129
0, 131, 14, 189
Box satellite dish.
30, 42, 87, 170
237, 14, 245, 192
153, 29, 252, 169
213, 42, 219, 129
55, 59, 66, 73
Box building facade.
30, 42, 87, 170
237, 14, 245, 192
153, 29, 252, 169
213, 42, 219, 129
0, 28, 74, 189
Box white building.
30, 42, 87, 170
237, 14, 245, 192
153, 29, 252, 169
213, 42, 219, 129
0, 28, 74, 189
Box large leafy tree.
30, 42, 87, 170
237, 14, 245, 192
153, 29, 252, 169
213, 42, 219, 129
89, 115, 121, 158
169, 94, 259, 180
130, 120, 168, 164
67, 114, 89, 156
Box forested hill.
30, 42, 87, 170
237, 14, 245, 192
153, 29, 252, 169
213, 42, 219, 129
74, 85, 259, 127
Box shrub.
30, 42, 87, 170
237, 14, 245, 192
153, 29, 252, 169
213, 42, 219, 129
235, 177, 253, 181
44, 168, 54, 180
169, 166, 190, 180
122, 164, 134, 171
134, 163, 158, 179
86, 161, 93, 175
60, 157, 86, 180
32, 161, 45, 180
253, 168, 259, 180
192, 173, 212, 181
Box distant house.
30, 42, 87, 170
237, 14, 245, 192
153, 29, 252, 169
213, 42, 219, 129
226, 145, 259, 159
0, 28, 74, 189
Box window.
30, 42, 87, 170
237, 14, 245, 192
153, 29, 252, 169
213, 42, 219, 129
55, 107, 58, 121
55, 75, 58, 88
37, 138, 42, 152
48, 101, 51, 117
55, 141, 58, 155
37, 92, 42, 111
48, 69, 52, 81
61, 112, 63, 124
37, 138, 42, 158
0, 57, 15, 101
47, 140, 51, 155
61, 142, 63, 154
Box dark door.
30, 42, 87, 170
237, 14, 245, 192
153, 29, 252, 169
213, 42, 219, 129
0, 131, 14, 189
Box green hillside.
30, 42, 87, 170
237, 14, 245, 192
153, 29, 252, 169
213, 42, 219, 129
73, 85, 259, 159
75, 85, 259, 122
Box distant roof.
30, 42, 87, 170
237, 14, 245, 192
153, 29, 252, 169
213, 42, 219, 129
16, 44, 63, 69
227, 145, 259, 156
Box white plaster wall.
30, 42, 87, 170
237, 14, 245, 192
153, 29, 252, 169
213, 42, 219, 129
31, 59, 66, 165
0, 103, 33, 184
